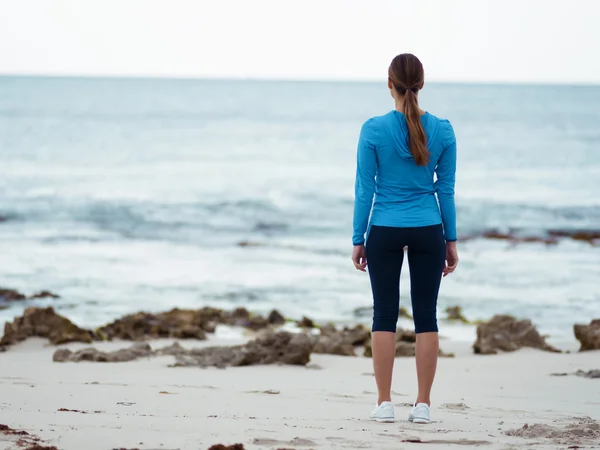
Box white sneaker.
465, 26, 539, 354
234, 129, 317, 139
408, 403, 430, 424
369, 401, 395, 423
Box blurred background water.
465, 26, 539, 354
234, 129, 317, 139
1, 76, 599, 342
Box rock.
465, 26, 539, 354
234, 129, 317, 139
0, 424, 29, 436
463, 228, 600, 246
399, 307, 413, 319
574, 319, 600, 351
575, 369, 600, 379
56, 331, 314, 368
0, 307, 95, 349
0, 288, 26, 302
29, 290, 60, 299
313, 324, 370, 356
297, 316, 316, 329
154, 342, 188, 357
313, 335, 355, 356
363, 329, 453, 358
96, 308, 211, 341
318, 323, 337, 335
236, 241, 263, 247
174, 331, 313, 368
320, 324, 370, 344
549, 229, 600, 244
0, 424, 55, 450
228, 307, 270, 331
353, 306, 413, 320
267, 309, 285, 325
445, 306, 470, 323
0, 306, 292, 349
25, 445, 59, 450
0, 288, 60, 303
473, 315, 561, 355
342, 324, 371, 346
96, 306, 283, 340
53, 342, 152, 363
208, 444, 246, 450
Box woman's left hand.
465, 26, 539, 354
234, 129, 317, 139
352, 245, 367, 272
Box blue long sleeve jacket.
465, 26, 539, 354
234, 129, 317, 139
352, 110, 457, 245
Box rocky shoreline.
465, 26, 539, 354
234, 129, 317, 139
460, 228, 600, 246
1, 285, 599, 365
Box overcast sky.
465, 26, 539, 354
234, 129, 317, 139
0, 0, 599, 84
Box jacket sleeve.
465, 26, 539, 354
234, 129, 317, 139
352, 119, 378, 245
434, 121, 457, 241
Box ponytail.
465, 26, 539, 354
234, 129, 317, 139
403, 89, 429, 166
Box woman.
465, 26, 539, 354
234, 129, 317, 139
352, 53, 458, 424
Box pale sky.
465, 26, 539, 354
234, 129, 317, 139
1, 0, 599, 84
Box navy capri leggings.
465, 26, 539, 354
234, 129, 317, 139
366, 224, 446, 334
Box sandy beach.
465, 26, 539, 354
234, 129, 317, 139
1, 331, 599, 450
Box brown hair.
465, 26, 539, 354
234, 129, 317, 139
388, 53, 428, 166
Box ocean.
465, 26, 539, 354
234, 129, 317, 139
1, 76, 599, 343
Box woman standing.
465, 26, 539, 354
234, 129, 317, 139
352, 53, 458, 424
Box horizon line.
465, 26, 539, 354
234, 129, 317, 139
1, 72, 600, 88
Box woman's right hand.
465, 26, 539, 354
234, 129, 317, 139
443, 241, 458, 277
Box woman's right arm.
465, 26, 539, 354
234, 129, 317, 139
434, 121, 457, 242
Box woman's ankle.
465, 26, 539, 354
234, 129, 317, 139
378, 396, 392, 405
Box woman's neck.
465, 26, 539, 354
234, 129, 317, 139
394, 97, 426, 116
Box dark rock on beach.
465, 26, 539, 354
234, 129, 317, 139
444, 306, 470, 323
313, 324, 371, 356
0, 288, 27, 302
228, 307, 284, 330
267, 309, 285, 325
95, 307, 287, 341
297, 316, 316, 329
173, 331, 313, 368
574, 319, 600, 351
0, 306, 296, 350
0, 424, 30, 436
399, 307, 413, 319
548, 229, 600, 244
473, 315, 561, 355
23, 446, 59, 450
29, 290, 60, 299
96, 309, 210, 341
1, 423, 56, 449
313, 334, 355, 356
54, 331, 314, 368
0, 307, 95, 349
0, 288, 60, 302
353, 306, 413, 320
207, 444, 246, 450
54, 342, 153, 363
575, 369, 600, 379
236, 241, 263, 247
462, 228, 600, 246
480, 229, 558, 245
